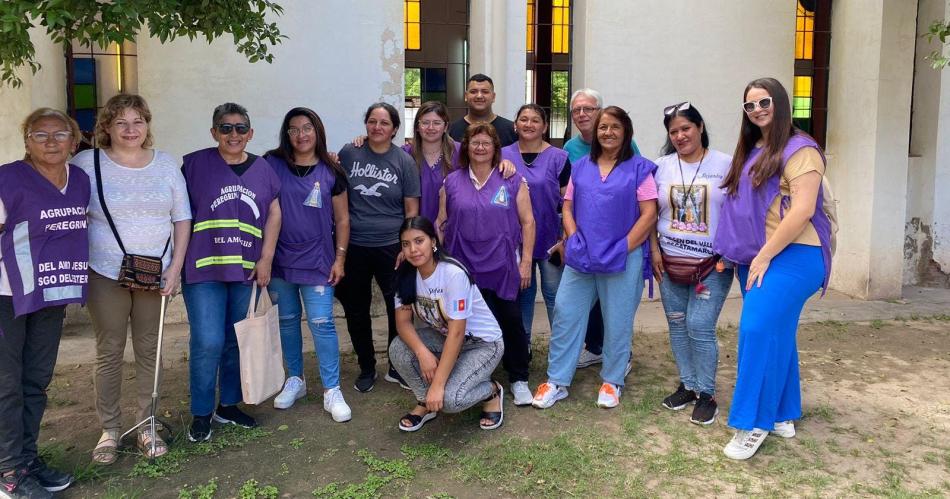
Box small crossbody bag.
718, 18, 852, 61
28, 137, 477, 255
94, 148, 169, 291
660, 251, 720, 285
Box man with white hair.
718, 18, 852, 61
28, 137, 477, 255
563, 88, 640, 370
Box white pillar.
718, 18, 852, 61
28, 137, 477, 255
469, 0, 527, 120
826, 0, 917, 298
930, 1, 950, 278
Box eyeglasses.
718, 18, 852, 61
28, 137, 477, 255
216, 123, 250, 135
469, 141, 493, 149
287, 124, 315, 137
663, 101, 691, 116
28, 131, 72, 143
570, 106, 600, 116
742, 97, 772, 113
419, 120, 445, 129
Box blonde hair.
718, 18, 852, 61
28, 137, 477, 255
94, 94, 154, 148
21, 108, 82, 160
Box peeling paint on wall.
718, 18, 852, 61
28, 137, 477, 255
904, 218, 950, 287
379, 27, 403, 104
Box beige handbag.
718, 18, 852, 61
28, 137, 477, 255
234, 283, 285, 405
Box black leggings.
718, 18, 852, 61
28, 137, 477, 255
336, 243, 399, 373
480, 288, 530, 383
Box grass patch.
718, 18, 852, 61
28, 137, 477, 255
312, 448, 418, 498
803, 404, 837, 423
178, 477, 218, 499
130, 425, 271, 478
238, 478, 279, 499
870, 319, 885, 330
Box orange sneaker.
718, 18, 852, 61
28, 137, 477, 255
597, 382, 621, 408
531, 382, 568, 409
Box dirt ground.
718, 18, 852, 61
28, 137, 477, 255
35, 306, 950, 498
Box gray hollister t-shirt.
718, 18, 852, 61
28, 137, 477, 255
339, 143, 421, 247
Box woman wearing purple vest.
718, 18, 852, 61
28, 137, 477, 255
264, 107, 352, 422
715, 78, 832, 460
501, 104, 571, 348
0, 108, 88, 497
402, 101, 460, 223
532, 106, 658, 411
181, 103, 281, 443
437, 122, 536, 407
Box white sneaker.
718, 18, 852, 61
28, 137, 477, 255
323, 387, 352, 422
597, 382, 622, 408
511, 381, 533, 406
723, 428, 769, 460
532, 382, 568, 409
771, 421, 796, 438
576, 349, 603, 368
273, 376, 306, 409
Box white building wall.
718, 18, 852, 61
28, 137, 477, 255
136, 0, 404, 161
469, 0, 527, 120
572, 0, 794, 159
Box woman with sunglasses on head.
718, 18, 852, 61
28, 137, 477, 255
715, 78, 833, 460
648, 102, 733, 426
436, 122, 535, 408
532, 106, 657, 410
263, 108, 351, 422
72, 94, 191, 463
0, 108, 88, 498
389, 217, 505, 432
181, 103, 281, 443
501, 105, 570, 359
336, 102, 421, 394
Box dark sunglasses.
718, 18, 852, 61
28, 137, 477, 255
663, 101, 691, 116
216, 123, 251, 135
742, 97, 772, 113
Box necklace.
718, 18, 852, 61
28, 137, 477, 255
422, 149, 443, 168
519, 143, 545, 167
676, 149, 706, 214
294, 163, 316, 178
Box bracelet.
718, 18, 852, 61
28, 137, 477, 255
336, 246, 347, 254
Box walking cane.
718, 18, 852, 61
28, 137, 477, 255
121, 293, 171, 459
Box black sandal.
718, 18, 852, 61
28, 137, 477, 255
398, 402, 437, 432
479, 381, 504, 431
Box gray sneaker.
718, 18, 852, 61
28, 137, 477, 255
576, 349, 603, 368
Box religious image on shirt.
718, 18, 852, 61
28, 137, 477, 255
303, 181, 322, 208
669, 184, 709, 234
414, 295, 449, 333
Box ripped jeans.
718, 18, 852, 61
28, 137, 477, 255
658, 268, 733, 396
269, 277, 341, 390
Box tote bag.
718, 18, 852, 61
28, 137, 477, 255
234, 282, 285, 405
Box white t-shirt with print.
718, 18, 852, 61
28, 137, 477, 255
394, 260, 502, 342
654, 149, 731, 258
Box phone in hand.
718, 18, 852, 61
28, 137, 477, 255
547, 241, 563, 267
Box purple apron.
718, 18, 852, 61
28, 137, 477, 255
266, 155, 337, 285
0, 161, 90, 316
182, 148, 280, 284
443, 168, 524, 300
402, 142, 460, 223
501, 143, 568, 260
713, 133, 833, 291
566, 155, 656, 276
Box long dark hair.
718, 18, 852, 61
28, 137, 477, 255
411, 101, 456, 177
266, 107, 343, 176
721, 77, 796, 195
590, 106, 634, 165
394, 216, 473, 306
661, 103, 710, 156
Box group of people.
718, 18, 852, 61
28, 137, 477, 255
0, 72, 832, 498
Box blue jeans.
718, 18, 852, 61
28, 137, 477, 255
546, 248, 644, 387
658, 267, 734, 396
268, 278, 341, 390
728, 244, 823, 431
517, 258, 563, 342
182, 281, 252, 417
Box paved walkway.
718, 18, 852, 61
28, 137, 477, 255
56, 285, 950, 367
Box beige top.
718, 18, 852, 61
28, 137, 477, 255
765, 147, 824, 246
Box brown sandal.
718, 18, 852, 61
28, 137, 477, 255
92, 430, 120, 465
137, 428, 168, 459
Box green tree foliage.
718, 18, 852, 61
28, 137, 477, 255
0, 0, 285, 87
925, 19, 950, 70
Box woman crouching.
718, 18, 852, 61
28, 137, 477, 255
388, 217, 505, 432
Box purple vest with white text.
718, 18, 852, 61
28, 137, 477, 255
713, 133, 833, 291
566, 155, 655, 275
0, 161, 90, 316
182, 148, 280, 284
443, 168, 523, 300
501, 144, 567, 260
